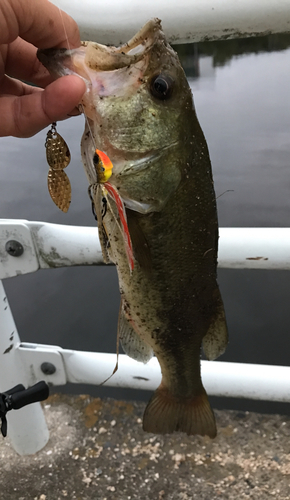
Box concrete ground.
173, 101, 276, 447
1, 394, 290, 500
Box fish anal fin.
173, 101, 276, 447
202, 288, 228, 361
143, 385, 217, 438
119, 305, 153, 363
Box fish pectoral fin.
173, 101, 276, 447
126, 208, 152, 272
202, 288, 228, 361
143, 385, 216, 438
118, 305, 153, 363
98, 222, 111, 264
91, 184, 111, 264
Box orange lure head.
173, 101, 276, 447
93, 149, 113, 183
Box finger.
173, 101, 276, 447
0, 76, 81, 120
0, 75, 86, 137
5, 38, 54, 88
0, 0, 81, 48
0, 74, 42, 96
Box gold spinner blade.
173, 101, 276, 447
45, 123, 72, 212
47, 168, 71, 213
45, 128, 71, 170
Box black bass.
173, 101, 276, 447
37, 19, 228, 437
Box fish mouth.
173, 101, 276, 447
37, 18, 163, 86
37, 47, 70, 77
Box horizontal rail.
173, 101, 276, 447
51, 0, 290, 44
1, 221, 290, 278
17, 343, 290, 402
218, 227, 290, 270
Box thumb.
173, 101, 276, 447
1, 75, 86, 138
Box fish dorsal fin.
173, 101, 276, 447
202, 287, 228, 361
119, 304, 153, 363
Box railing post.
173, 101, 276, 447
0, 280, 49, 455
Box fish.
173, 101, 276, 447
37, 18, 228, 437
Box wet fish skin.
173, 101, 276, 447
37, 19, 228, 437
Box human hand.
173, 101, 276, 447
0, 0, 86, 137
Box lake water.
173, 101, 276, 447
1, 35, 290, 414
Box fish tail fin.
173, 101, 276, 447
143, 385, 216, 438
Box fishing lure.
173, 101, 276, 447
44, 127, 134, 272
91, 149, 134, 273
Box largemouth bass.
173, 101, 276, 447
38, 19, 228, 438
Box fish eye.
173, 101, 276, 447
150, 74, 174, 100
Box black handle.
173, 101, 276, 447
9, 381, 49, 410
0, 381, 49, 437
5, 384, 25, 396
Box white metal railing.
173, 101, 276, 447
51, 0, 290, 44
16, 343, 290, 404
1, 219, 290, 454
1, 220, 290, 279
